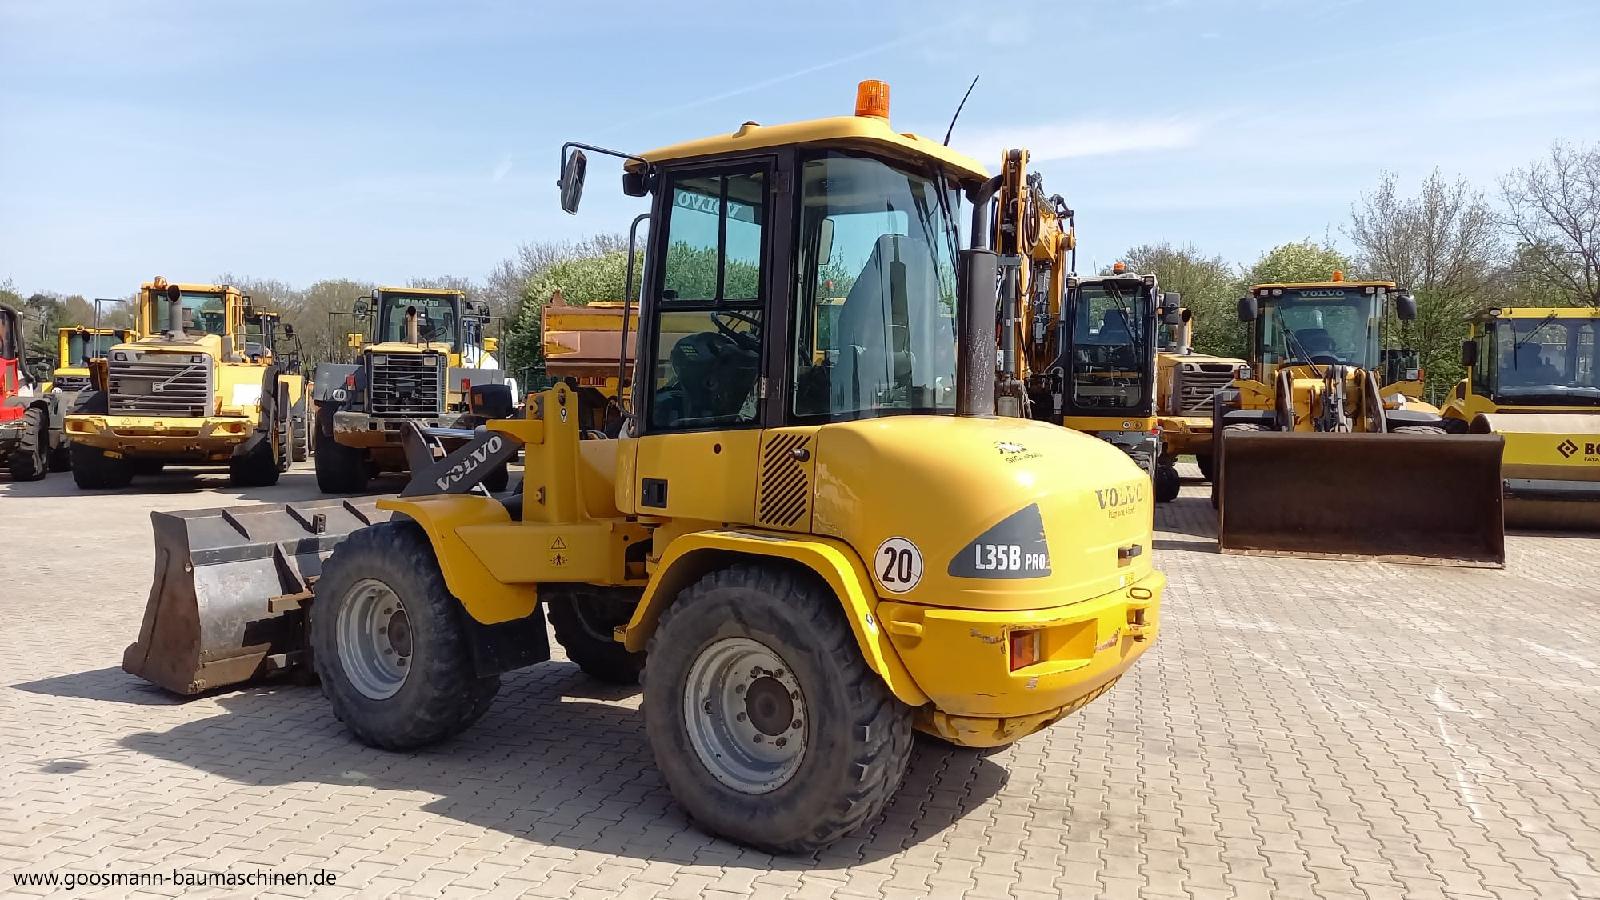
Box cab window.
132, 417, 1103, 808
649, 169, 767, 430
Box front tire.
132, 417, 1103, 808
644, 564, 912, 853
1195, 453, 1214, 482
229, 434, 281, 487
1154, 463, 1181, 503
545, 586, 644, 684
315, 407, 370, 493
311, 522, 499, 750
6, 406, 48, 481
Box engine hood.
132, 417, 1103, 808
812, 416, 1155, 611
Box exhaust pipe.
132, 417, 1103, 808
957, 248, 997, 418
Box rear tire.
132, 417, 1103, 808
1154, 463, 1181, 503
311, 522, 499, 750
291, 401, 309, 462
545, 586, 644, 684
315, 407, 370, 493
6, 406, 48, 481
644, 563, 913, 853
70, 443, 133, 489
1393, 425, 1447, 435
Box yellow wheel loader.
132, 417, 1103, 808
311, 287, 514, 493
53, 326, 132, 396
1212, 276, 1505, 565
122, 80, 1164, 853
1442, 306, 1600, 529
1154, 304, 1244, 484
540, 290, 637, 434
62, 278, 306, 489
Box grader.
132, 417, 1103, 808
1212, 276, 1505, 564
122, 81, 1165, 852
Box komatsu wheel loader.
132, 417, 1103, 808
311, 287, 512, 493
0, 304, 71, 480
121, 80, 1164, 853
1442, 306, 1600, 529
63, 278, 304, 489
1211, 275, 1505, 564
1154, 304, 1244, 484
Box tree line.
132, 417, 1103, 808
4, 142, 1594, 402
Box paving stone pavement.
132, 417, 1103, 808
2, 462, 1599, 898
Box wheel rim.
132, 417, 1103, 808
336, 578, 413, 700
682, 637, 807, 795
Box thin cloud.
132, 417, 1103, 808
491, 154, 514, 182
958, 116, 1208, 165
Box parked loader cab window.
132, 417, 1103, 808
649, 170, 767, 430
791, 153, 959, 420
1068, 282, 1149, 411
1258, 289, 1379, 369
1493, 318, 1600, 404
381, 295, 459, 346
65, 332, 119, 367
156, 291, 227, 337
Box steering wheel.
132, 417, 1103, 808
711, 310, 761, 350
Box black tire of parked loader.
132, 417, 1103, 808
1195, 453, 1214, 482
6, 406, 48, 481
643, 563, 913, 853
70, 442, 133, 489
314, 407, 370, 493
544, 586, 645, 684
1393, 425, 1448, 436
1154, 463, 1181, 503
1211, 422, 1267, 510
291, 400, 309, 462
229, 432, 281, 487
310, 521, 500, 750
48, 443, 72, 472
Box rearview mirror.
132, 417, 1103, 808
1237, 295, 1258, 323
1395, 290, 1418, 321
347, 332, 364, 349
483, 336, 499, 353
283, 324, 295, 339
1460, 339, 1478, 369
560, 148, 588, 214
352, 299, 369, 319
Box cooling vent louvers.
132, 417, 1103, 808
368, 351, 445, 416
758, 434, 812, 528
108, 353, 214, 418
1177, 364, 1240, 416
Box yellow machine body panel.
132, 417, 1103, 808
1442, 307, 1600, 528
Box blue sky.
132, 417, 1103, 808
3, 0, 1598, 299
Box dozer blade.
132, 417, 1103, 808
1473, 413, 1600, 531
1217, 432, 1506, 567
122, 498, 392, 695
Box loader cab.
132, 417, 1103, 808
1058, 271, 1158, 418
371, 289, 467, 354
139, 278, 248, 361
1243, 280, 1392, 376
628, 145, 968, 433
54, 327, 131, 390
1466, 309, 1600, 407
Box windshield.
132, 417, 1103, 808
1259, 288, 1380, 369
1067, 279, 1151, 412
64, 332, 121, 367
1491, 317, 1600, 404
155, 291, 227, 337
380, 294, 459, 346
791, 152, 960, 420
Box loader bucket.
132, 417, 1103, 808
122, 498, 392, 695
1216, 431, 1506, 566
1473, 413, 1600, 531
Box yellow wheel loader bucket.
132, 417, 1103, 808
1473, 413, 1600, 531
122, 498, 392, 695
1216, 432, 1506, 566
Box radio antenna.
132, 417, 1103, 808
943, 75, 980, 146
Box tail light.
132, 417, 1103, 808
1008, 630, 1041, 671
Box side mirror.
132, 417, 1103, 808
1237, 295, 1258, 323
282, 323, 295, 339
347, 332, 364, 349
352, 299, 369, 319
1395, 291, 1418, 321
1460, 339, 1478, 369
482, 336, 499, 353
559, 148, 588, 214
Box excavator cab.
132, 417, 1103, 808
1214, 279, 1505, 565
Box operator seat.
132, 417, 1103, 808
831, 234, 939, 412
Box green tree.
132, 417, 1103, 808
505, 250, 637, 388
1242, 239, 1353, 286
1117, 243, 1243, 358
1500, 142, 1600, 307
